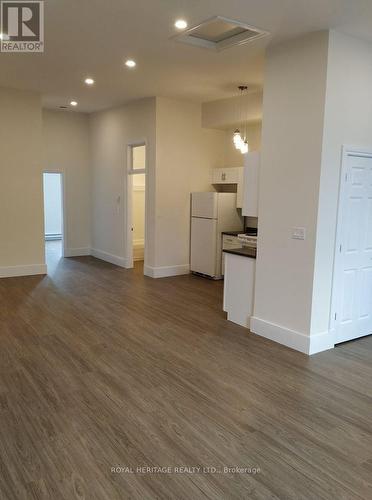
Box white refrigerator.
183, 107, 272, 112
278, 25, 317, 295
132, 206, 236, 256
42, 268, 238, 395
190, 192, 243, 279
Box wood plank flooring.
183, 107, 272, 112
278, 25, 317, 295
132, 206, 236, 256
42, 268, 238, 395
0, 241, 372, 499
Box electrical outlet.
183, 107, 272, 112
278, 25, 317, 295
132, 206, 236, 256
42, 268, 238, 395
292, 227, 306, 240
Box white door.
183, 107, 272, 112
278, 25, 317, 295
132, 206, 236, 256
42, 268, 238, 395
190, 217, 217, 277
335, 152, 372, 343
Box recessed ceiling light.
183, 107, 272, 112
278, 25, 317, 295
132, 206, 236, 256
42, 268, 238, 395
84, 78, 94, 85
125, 59, 136, 68
70, 101, 78, 106
175, 19, 188, 30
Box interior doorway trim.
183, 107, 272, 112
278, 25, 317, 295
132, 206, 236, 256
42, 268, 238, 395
125, 140, 148, 270
330, 144, 372, 344
43, 170, 66, 259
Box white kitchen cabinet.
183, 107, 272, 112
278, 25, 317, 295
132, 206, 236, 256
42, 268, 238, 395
212, 167, 244, 209
236, 167, 244, 209
242, 152, 260, 217
212, 167, 240, 185
221, 234, 242, 275
223, 251, 256, 328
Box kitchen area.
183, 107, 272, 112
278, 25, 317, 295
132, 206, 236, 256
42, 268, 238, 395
190, 150, 260, 331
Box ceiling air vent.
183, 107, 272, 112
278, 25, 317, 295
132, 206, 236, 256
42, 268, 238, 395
173, 16, 269, 51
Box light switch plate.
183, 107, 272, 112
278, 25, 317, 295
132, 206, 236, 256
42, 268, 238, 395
292, 227, 306, 240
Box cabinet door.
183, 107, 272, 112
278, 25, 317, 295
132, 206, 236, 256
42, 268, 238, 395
225, 168, 239, 184
236, 167, 244, 208
223, 254, 256, 327
222, 235, 243, 277
212, 168, 239, 185
242, 153, 260, 217
212, 168, 227, 184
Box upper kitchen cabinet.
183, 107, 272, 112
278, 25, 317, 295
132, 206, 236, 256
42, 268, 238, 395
212, 167, 244, 208
212, 167, 241, 185
242, 152, 260, 217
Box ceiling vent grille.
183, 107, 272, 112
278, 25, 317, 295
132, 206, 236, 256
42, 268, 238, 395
172, 16, 269, 51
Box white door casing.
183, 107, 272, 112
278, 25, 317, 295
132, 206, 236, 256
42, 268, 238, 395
43, 170, 66, 259
126, 141, 147, 270
333, 147, 372, 344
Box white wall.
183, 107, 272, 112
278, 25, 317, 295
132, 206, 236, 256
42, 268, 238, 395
42, 110, 91, 256
89, 96, 226, 275
154, 97, 226, 275
201, 94, 262, 168
252, 32, 330, 353
202, 92, 263, 130
0, 87, 46, 277
311, 31, 372, 336
89, 98, 157, 268
253, 30, 372, 354
43, 173, 62, 237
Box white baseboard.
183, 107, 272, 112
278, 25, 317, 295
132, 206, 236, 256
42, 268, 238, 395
144, 264, 190, 278
0, 264, 47, 278
250, 316, 334, 355
308, 330, 335, 355
64, 247, 91, 257
133, 238, 144, 247
227, 311, 251, 329
91, 248, 129, 268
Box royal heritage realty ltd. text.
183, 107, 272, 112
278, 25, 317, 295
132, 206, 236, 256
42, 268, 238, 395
111, 466, 261, 475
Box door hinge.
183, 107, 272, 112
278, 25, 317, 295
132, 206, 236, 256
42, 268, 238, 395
345, 173, 348, 182
334, 312, 337, 321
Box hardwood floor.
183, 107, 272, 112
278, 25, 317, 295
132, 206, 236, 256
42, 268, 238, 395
1, 242, 372, 499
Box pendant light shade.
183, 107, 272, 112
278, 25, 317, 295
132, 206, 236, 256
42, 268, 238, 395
233, 86, 250, 155
233, 129, 243, 149
240, 139, 249, 154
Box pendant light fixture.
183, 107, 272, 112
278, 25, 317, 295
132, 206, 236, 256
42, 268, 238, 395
233, 129, 243, 148
233, 85, 249, 155
240, 140, 249, 154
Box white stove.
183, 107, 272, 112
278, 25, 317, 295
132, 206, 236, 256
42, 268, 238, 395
238, 233, 257, 248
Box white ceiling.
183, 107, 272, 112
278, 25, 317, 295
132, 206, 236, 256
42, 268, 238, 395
0, 0, 371, 113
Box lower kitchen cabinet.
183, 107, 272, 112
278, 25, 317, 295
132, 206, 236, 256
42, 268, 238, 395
223, 251, 256, 329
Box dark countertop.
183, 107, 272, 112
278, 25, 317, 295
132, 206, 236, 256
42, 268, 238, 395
222, 231, 242, 236
223, 247, 257, 259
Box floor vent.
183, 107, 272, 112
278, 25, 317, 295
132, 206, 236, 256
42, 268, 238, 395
172, 16, 269, 51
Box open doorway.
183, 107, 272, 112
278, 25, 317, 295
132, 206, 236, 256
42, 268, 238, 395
43, 172, 64, 269
126, 143, 146, 271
